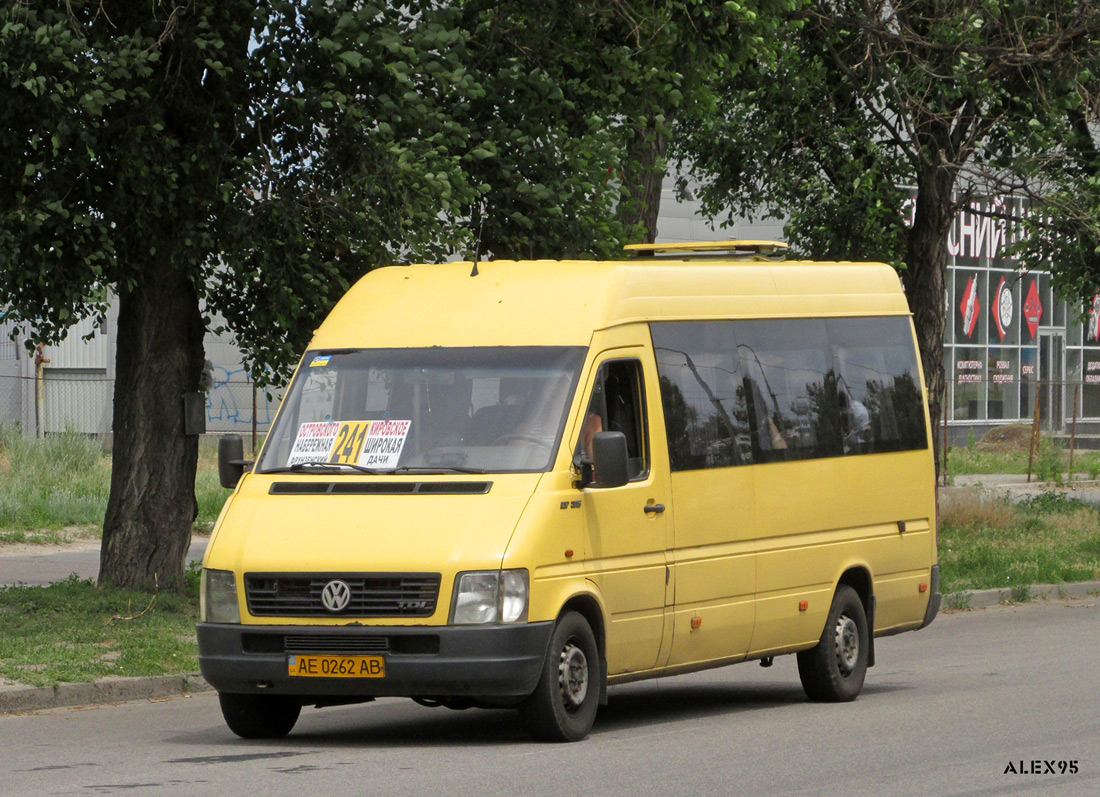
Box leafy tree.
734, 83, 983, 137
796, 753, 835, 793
0, 1, 478, 589
4, 0, 754, 590
607, 0, 800, 243
445, 1, 798, 257
676, 0, 1100, 470
445, 1, 627, 260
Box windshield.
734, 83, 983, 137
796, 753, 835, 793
258, 347, 587, 474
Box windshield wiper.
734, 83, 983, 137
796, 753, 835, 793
260, 461, 387, 475
260, 462, 489, 476
381, 465, 489, 475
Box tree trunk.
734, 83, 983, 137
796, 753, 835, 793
618, 119, 671, 243
901, 167, 956, 480
99, 263, 205, 591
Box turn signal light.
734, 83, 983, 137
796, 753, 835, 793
919, 583, 928, 593
798, 601, 808, 612
690, 616, 702, 630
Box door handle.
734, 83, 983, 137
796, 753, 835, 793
643, 504, 666, 515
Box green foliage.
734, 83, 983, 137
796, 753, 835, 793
946, 440, 1100, 477
0, 423, 107, 531
0, 425, 227, 532
2, 1, 688, 587
0, 574, 199, 687
1017, 491, 1087, 513
1009, 583, 1033, 603
1, 0, 757, 386
1035, 439, 1065, 486
938, 491, 1100, 593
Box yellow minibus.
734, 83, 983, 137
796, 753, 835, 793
199, 241, 941, 742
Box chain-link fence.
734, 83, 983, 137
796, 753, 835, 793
0, 372, 281, 440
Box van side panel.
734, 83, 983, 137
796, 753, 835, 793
664, 468, 757, 668
748, 451, 935, 654
501, 471, 590, 626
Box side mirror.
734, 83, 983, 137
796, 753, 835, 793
218, 434, 249, 489
591, 431, 630, 489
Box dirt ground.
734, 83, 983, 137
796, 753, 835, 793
974, 423, 1035, 453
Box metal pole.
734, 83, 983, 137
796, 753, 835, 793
942, 384, 949, 487
1069, 382, 1080, 477
252, 383, 258, 457
1027, 381, 1042, 483
33, 344, 49, 439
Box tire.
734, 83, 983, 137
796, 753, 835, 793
797, 584, 869, 702
218, 692, 302, 739
519, 612, 600, 742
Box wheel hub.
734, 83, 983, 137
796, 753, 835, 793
558, 641, 589, 710
834, 613, 859, 674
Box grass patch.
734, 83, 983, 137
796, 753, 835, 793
939, 492, 1100, 593
0, 424, 230, 535
0, 566, 200, 687
946, 428, 1100, 481
0, 424, 110, 531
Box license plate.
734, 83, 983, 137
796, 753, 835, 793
287, 654, 385, 678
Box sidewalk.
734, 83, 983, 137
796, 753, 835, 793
0, 538, 207, 587
941, 472, 1100, 508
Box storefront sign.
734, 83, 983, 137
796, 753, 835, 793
993, 277, 1013, 342
959, 275, 980, 339
1023, 280, 1043, 340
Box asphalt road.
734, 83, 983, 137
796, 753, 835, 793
2, 599, 1097, 796
0, 539, 208, 587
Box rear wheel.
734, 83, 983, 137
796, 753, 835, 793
797, 584, 868, 702
519, 612, 600, 742
218, 692, 302, 739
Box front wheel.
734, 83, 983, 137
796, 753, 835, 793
797, 584, 869, 702
519, 612, 600, 742
218, 692, 302, 739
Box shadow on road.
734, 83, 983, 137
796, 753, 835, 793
168, 679, 910, 751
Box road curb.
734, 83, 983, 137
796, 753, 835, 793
943, 580, 1100, 610
2, 583, 1099, 716
0, 673, 211, 714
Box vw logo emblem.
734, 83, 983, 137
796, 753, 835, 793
321, 580, 352, 613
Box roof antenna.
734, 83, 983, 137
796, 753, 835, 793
470, 200, 485, 277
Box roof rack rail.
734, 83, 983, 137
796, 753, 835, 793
623, 240, 788, 260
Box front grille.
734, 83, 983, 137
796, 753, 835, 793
284, 634, 389, 654
245, 573, 441, 618
241, 632, 440, 656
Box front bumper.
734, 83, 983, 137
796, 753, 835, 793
197, 621, 554, 698
920, 564, 942, 629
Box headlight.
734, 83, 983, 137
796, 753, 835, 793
200, 568, 240, 624
451, 569, 529, 625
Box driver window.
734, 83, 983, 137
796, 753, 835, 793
576, 359, 648, 480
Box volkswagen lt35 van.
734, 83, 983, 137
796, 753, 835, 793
198, 241, 941, 741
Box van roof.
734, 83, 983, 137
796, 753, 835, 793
310, 256, 910, 349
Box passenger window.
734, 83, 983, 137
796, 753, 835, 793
576, 360, 648, 480
736, 319, 841, 462
651, 322, 750, 470
828, 317, 927, 454
651, 316, 927, 471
